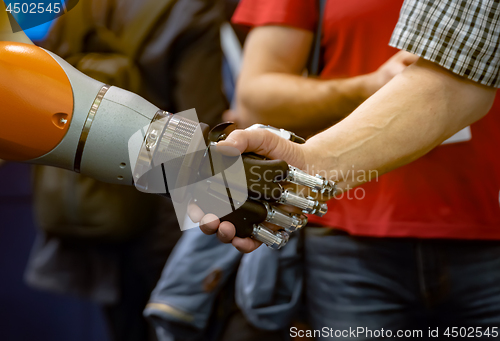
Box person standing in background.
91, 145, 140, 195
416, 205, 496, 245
202, 0, 500, 338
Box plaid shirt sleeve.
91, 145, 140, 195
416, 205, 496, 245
390, 0, 500, 88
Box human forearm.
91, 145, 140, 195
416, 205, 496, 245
236, 72, 371, 134
304, 59, 496, 191
233, 25, 378, 135
235, 47, 418, 135
199, 59, 494, 253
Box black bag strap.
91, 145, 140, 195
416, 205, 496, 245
308, 0, 327, 76
300, 0, 327, 317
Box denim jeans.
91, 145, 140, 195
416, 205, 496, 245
304, 232, 500, 340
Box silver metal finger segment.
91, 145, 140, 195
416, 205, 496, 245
286, 166, 336, 195
278, 189, 328, 217
263, 202, 307, 233
252, 224, 290, 250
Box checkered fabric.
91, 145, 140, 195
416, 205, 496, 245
390, 0, 500, 88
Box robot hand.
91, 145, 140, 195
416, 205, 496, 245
132, 120, 336, 249
205, 124, 336, 249
0, 41, 335, 249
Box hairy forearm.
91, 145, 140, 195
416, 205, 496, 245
237, 72, 371, 135
303, 59, 496, 192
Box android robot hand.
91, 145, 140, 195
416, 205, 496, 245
132, 116, 336, 250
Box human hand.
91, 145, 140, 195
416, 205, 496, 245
365, 51, 418, 96
192, 128, 330, 253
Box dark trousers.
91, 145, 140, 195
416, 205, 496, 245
304, 233, 500, 340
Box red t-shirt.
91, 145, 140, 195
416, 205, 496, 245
233, 0, 500, 240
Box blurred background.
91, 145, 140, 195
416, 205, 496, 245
1, 6, 110, 340
0, 162, 109, 340
0, 1, 244, 340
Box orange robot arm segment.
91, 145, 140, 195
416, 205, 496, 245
0, 41, 73, 161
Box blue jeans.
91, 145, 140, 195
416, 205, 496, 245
304, 232, 500, 340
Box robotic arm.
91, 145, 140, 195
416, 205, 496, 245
0, 41, 335, 249
0, 41, 160, 184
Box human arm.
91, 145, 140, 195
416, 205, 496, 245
231, 25, 417, 135
200, 57, 496, 252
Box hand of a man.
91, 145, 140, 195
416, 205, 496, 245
193, 128, 323, 253
364, 51, 418, 97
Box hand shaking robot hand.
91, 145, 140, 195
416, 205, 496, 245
133, 118, 336, 250
207, 124, 337, 249
0, 41, 335, 250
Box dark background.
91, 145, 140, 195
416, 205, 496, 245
0, 18, 110, 340
0, 162, 109, 341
